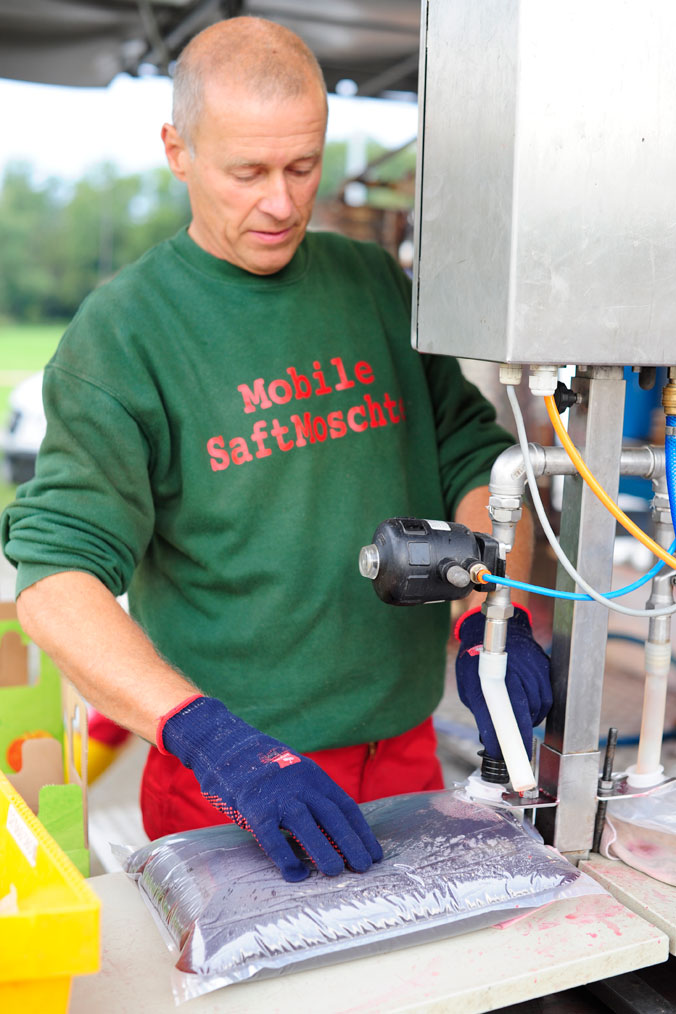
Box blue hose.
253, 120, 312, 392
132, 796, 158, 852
484, 413, 676, 600
666, 414, 676, 540
482, 540, 676, 601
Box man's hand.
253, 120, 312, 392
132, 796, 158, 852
454, 606, 552, 760
158, 695, 383, 882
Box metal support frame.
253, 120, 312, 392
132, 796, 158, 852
536, 366, 626, 855
585, 969, 676, 1014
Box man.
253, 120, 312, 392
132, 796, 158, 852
1, 17, 550, 882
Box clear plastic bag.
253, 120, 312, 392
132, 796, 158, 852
601, 780, 676, 885
116, 789, 606, 1004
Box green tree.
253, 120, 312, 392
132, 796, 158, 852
0, 163, 62, 321
0, 162, 190, 322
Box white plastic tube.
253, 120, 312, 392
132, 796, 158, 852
631, 640, 671, 784
478, 648, 537, 792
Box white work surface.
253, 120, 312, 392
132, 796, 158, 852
581, 856, 676, 955
69, 872, 669, 1014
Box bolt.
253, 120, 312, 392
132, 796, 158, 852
489, 508, 522, 523
483, 601, 515, 621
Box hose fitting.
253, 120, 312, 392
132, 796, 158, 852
662, 378, 676, 418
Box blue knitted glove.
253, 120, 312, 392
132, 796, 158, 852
455, 606, 552, 760
158, 694, 383, 882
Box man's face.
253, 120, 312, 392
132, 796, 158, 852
164, 81, 327, 275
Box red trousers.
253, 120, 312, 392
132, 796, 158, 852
141, 716, 444, 840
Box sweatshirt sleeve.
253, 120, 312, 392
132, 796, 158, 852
421, 352, 514, 519
1, 363, 155, 598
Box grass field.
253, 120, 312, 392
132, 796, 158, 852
0, 322, 67, 511
0, 321, 65, 417
0, 321, 65, 369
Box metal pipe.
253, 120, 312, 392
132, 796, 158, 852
486, 432, 671, 812
630, 485, 674, 784
489, 443, 665, 499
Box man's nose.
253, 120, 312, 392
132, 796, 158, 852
258, 173, 294, 220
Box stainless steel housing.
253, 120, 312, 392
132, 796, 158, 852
412, 0, 676, 365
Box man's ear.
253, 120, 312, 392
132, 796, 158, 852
162, 123, 191, 181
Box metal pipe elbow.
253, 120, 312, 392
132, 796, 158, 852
489, 442, 548, 498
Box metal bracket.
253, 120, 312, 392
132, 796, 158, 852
601, 774, 676, 801
457, 785, 558, 811
501, 788, 559, 809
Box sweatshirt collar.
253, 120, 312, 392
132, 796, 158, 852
170, 226, 310, 286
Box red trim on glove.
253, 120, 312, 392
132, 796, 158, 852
453, 601, 532, 641
156, 693, 205, 754
515, 602, 532, 624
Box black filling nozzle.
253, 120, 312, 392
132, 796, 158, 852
479, 752, 510, 785
359, 517, 503, 606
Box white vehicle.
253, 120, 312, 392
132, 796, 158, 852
0, 371, 46, 484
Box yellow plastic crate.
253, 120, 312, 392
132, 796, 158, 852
0, 771, 100, 1013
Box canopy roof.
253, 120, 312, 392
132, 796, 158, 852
0, 0, 421, 94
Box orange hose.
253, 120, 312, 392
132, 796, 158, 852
544, 395, 676, 570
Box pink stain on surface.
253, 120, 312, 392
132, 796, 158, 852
564, 911, 623, 936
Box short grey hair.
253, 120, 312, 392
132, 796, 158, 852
172, 17, 327, 151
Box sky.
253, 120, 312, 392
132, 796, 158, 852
0, 73, 419, 183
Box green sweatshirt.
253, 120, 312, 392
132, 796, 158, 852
2, 228, 512, 751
